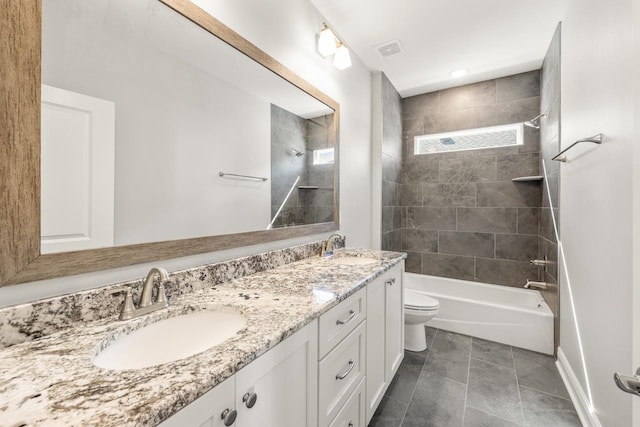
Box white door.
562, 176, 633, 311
41, 85, 115, 253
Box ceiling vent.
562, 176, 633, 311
374, 39, 404, 58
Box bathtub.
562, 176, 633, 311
405, 273, 554, 355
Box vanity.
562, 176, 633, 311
0, 247, 405, 426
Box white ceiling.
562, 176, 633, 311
310, 0, 570, 97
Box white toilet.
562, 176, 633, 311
404, 289, 440, 352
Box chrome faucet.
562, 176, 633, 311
524, 280, 547, 290
321, 233, 345, 257
119, 267, 170, 320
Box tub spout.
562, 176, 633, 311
524, 280, 547, 290
529, 259, 549, 267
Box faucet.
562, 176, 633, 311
119, 267, 170, 320
524, 280, 547, 290
321, 233, 345, 257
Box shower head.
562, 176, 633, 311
523, 113, 546, 129
289, 147, 305, 157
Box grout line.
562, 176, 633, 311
462, 335, 473, 426
512, 345, 526, 426
400, 328, 439, 425
518, 384, 574, 401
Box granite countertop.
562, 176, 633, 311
0, 249, 405, 427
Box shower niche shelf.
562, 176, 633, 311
512, 176, 544, 182
297, 186, 319, 190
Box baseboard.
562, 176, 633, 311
556, 347, 602, 427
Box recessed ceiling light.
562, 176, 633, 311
450, 69, 468, 78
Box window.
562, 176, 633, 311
313, 147, 334, 165
414, 123, 523, 155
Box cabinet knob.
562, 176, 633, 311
348, 422, 354, 427
243, 391, 258, 408
387, 277, 396, 285
220, 408, 237, 426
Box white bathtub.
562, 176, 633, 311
405, 273, 554, 355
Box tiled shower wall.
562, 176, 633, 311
271, 105, 334, 227
539, 25, 561, 348
381, 73, 403, 251
400, 71, 542, 288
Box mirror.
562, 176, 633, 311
0, 0, 339, 286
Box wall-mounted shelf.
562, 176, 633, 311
298, 186, 319, 190
512, 176, 544, 182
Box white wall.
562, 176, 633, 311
0, 0, 373, 307
559, 0, 636, 425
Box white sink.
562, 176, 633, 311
93, 310, 246, 370
331, 256, 377, 266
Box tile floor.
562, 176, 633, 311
369, 328, 581, 427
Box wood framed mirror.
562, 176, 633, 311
0, 0, 339, 286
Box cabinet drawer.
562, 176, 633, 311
319, 288, 366, 358
328, 377, 365, 427
319, 320, 366, 427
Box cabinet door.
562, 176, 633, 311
365, 275, 386, 422
235, 320, 318, 427
385, 262, 404, 381
158, 375, 235, 427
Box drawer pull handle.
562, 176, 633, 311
348, 422, 354, 427
243, 391, 258, 408
220, 408, 237, 426
336, 359, 355, 380
336, 309, 356, 325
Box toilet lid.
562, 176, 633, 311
405, 289, 439, 310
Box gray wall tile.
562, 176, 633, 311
402, 91, 439, 119
382, 153, 402, 183
496, 153, 540, 181
440, 80, 496, 112
423, 183, 476, 207
404, 206, 457, 230
422, 253, 475, 281
440, 156, 497, 183
496, 70, 541, 103
457, 208, 517, 233
518, 208, 540, 235
382, 180, 398, 207
476, 97, 541, 128
398, 184, 422, 206
476, 258, 538, 287
405, 251, 422, 273
477, 181, 541, 208
495, 234, 539, 261
403, 160, 439, 184
439, 231, 495, 258
402, 229, 438, 252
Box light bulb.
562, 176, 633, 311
318, 25, 337, 57
333, 44, 352, 70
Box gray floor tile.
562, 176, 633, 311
385, 351, 427, 403
512, 347, 570, 399
466, 358, 523, 425
403, 371, 466, 427
463, 407, 522, 427
369, 395, 408, 427
471, 337, 514, 368
519, 386, 581, 427
423, 330, 472, 383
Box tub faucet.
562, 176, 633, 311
322, 233, 345, 257
524, 280, 547, 290
119, 267, 170, 320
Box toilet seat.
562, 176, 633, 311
404, 290, 439, 311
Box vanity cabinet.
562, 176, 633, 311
159, 320, 318, 427
365, 262, 404, 423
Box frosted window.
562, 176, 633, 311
414, 123, 523, 155
313, 148, 334, 165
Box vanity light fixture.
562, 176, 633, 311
333, 42, 352, 70
317, 24, 337, 57
317, 23, 351, 70
450, 68, 468, 78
